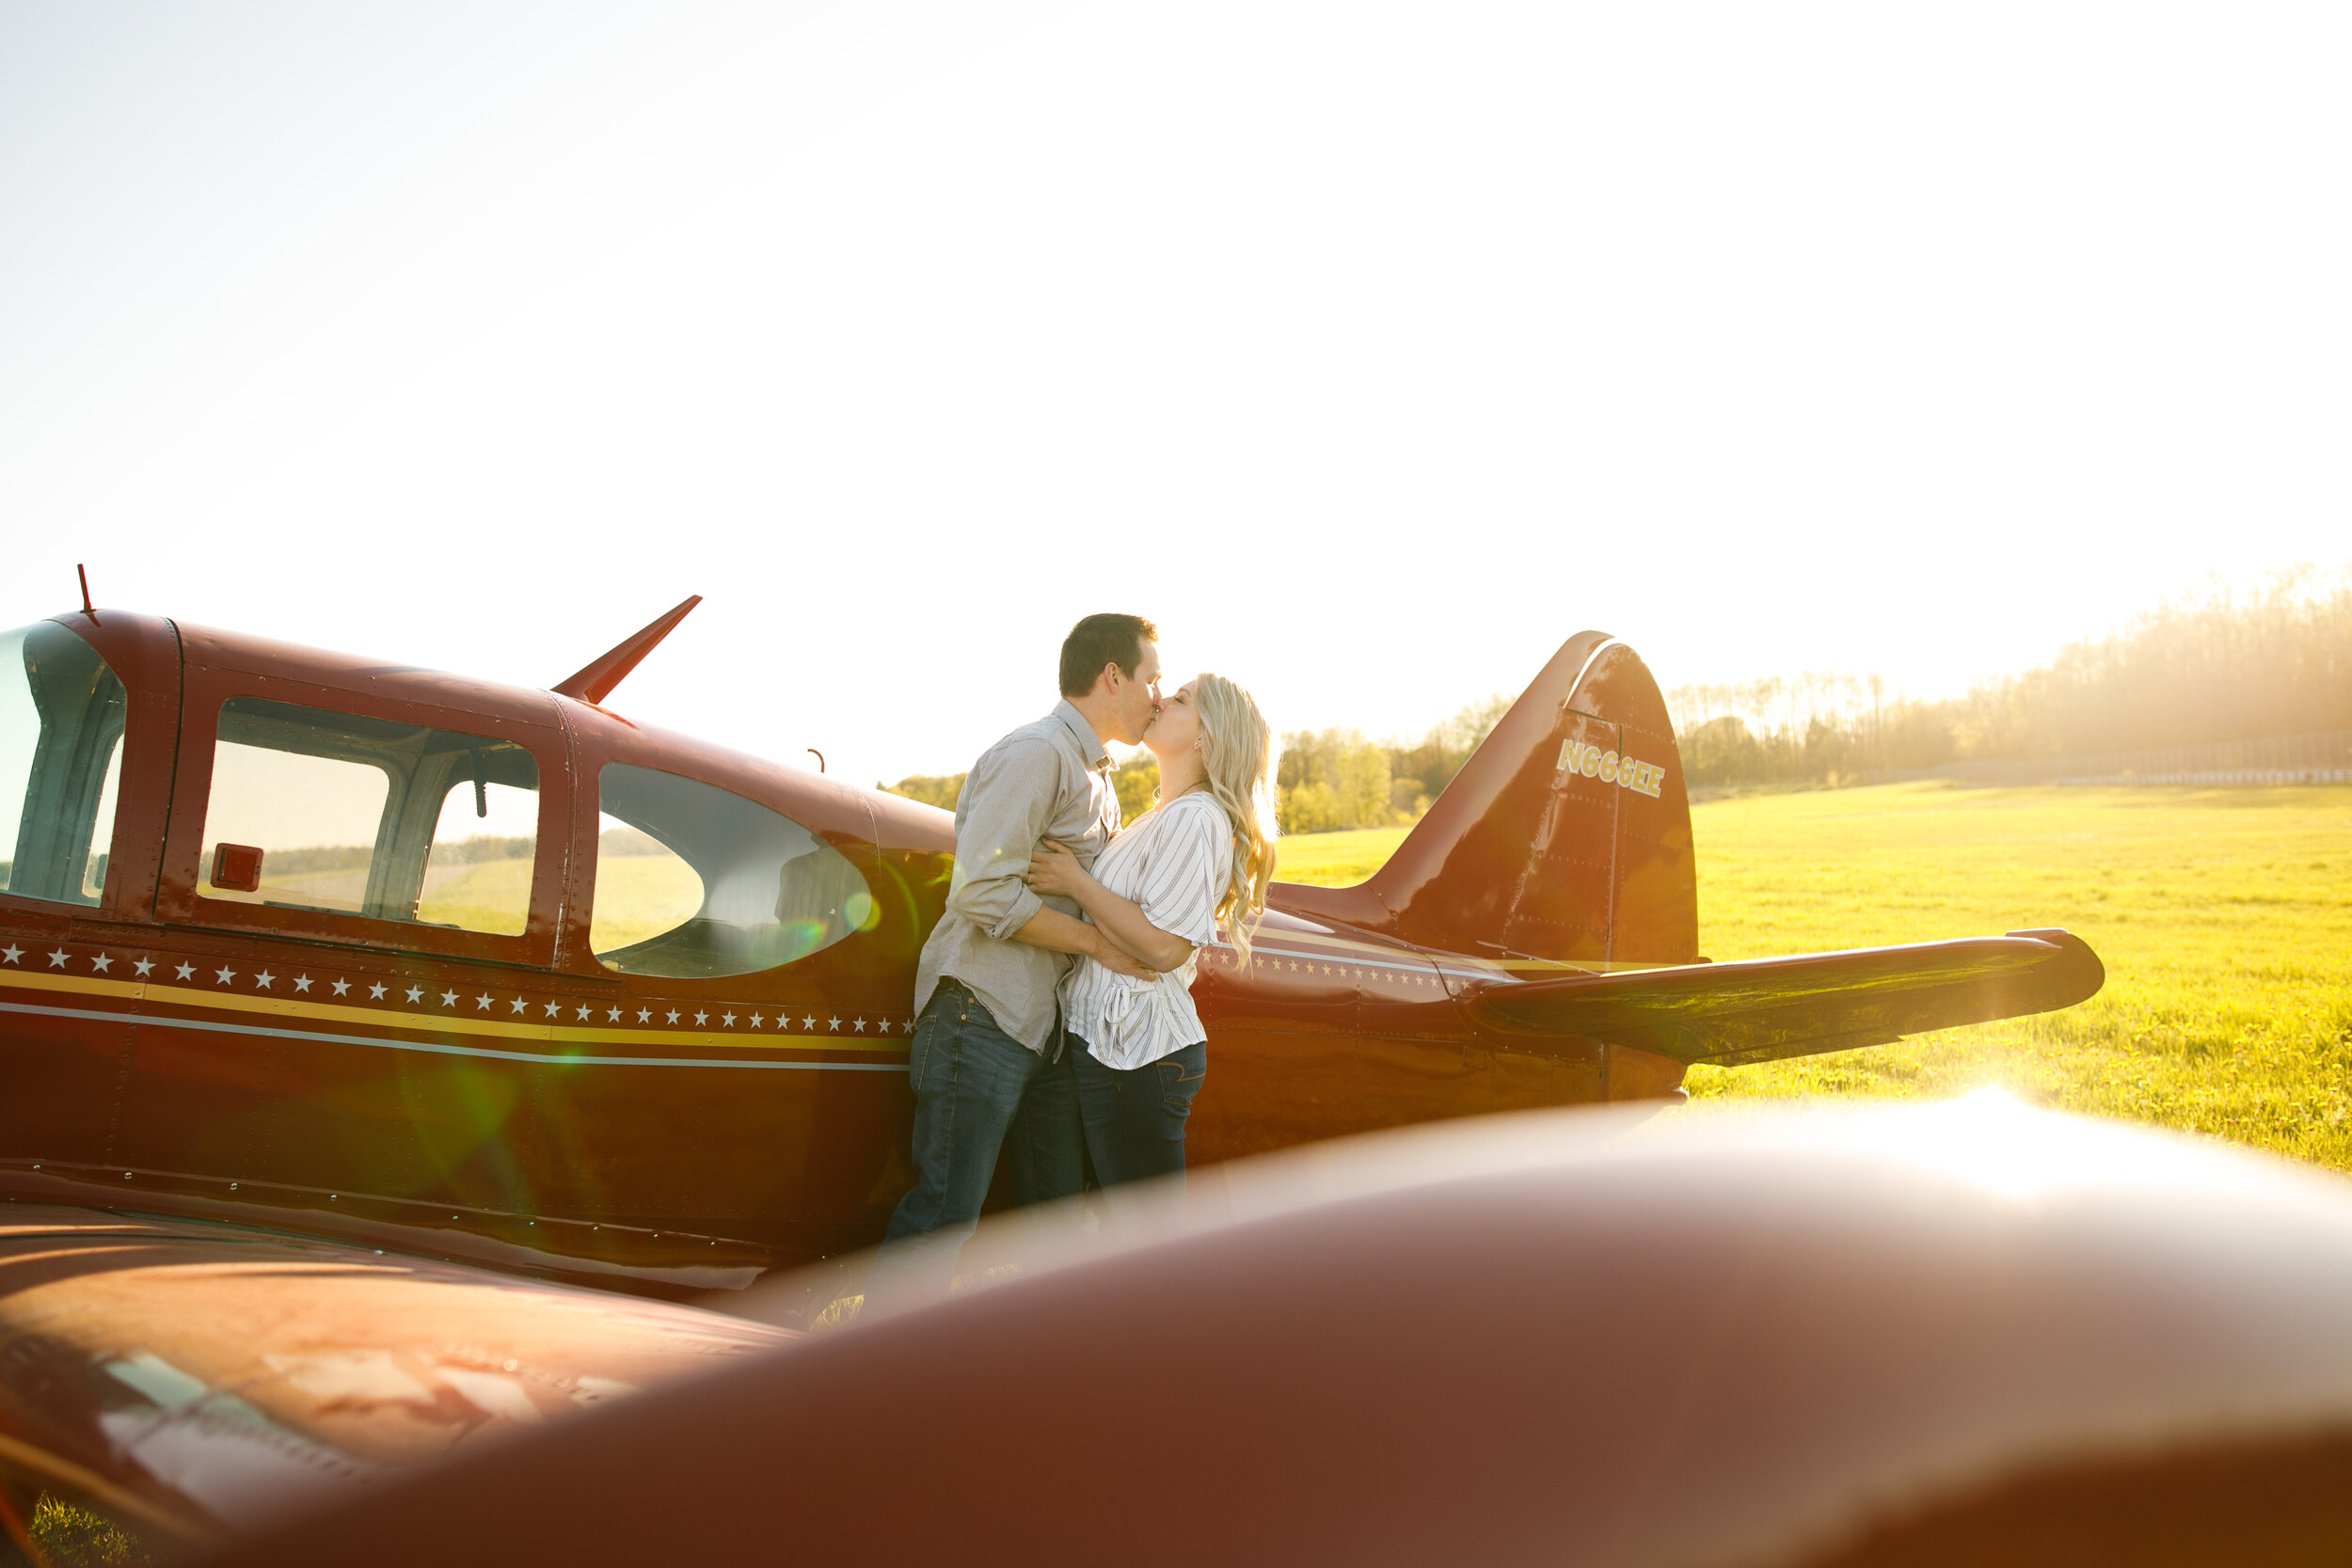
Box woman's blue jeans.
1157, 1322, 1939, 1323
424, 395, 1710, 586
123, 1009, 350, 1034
1069, 1035, 1208, 1188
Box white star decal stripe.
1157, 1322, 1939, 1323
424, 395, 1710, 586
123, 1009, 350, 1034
38, 969, 911, 1060
0, 998, 907, 1072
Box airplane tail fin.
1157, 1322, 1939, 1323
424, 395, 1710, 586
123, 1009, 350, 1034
1274, 632, 1697, 968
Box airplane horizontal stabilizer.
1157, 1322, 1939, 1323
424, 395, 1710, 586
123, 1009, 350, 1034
1461, 928, 2105, 1067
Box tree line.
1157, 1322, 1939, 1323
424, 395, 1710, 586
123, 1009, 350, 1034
880, 694, 1511, 835
882, 567, 2352, 823
1667, 568, 2352, 785
882, 757, 1176, 827
1273, 696, 1511, 832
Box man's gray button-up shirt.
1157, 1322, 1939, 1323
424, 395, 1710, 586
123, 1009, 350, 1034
913, 700, 1123, 1053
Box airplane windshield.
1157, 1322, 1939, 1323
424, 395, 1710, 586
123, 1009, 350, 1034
591, 764, 873, 978
0, 621, 126, 907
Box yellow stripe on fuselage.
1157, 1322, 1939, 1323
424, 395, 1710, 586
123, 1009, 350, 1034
0, 970, 144, 1002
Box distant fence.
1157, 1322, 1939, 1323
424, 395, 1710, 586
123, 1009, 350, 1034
1867, 729, 2352, 787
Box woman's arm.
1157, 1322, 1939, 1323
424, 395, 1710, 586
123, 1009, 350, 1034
1026, 840, 1196, 973
1008, 905, 1158, 980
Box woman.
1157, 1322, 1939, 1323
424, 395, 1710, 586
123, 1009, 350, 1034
1025, 673, 1279, 1188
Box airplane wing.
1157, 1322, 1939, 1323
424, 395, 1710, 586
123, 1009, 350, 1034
1460, 928, 2105, 1067
0, 1206, 793, 1548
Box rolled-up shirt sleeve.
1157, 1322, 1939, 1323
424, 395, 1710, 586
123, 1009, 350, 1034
946, 738, 1059, 940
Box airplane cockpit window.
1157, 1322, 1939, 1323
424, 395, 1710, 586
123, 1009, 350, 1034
592, 763, 874, 978
197, 698, 540, 937
0, 622, 126, 908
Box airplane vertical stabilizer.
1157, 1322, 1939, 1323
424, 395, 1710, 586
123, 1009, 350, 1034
1273, 633, 1698, 970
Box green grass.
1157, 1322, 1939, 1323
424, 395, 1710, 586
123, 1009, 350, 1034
29, 1493, 151, 1566
1275, 784, 2352, 1171
403, 852, 708, 949
416, 853, 534, 937
584, 854, 705, 952
1275, 826, 1417, 887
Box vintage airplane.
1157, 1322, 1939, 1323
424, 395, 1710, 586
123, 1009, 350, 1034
2, 594, 2106, 1287
0, 594, 2106, 1552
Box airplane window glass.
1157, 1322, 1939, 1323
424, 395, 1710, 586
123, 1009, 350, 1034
79, 743, 122, 903
0, 622, 129, 908
417, 776, 541, 936
593, 763, 874, 978
590, 818, 705, 955
198, 698, 539, 936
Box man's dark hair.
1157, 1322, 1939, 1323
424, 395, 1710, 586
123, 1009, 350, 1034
1059, 613, 1159, 698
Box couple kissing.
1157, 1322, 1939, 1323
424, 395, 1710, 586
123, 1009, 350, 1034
872, 613, 1279, 1295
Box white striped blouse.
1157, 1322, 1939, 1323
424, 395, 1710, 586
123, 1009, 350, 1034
1058, 789, 1233, 1070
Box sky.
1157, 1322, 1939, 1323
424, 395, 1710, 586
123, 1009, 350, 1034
3, 2, 2345, 785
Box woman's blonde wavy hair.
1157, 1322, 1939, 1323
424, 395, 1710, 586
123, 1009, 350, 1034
1185, 673, 1279, 966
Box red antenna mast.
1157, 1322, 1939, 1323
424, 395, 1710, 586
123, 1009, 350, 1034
551, 594, 703, 705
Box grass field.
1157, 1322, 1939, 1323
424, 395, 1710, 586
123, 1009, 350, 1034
1276, 784, 2352, 1172
414, 854, 534, 937
585, 855, 705, 951
402, 853, 707, 951
1276, 827, 1416, 888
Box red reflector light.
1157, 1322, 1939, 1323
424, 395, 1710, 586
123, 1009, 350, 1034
211, 843, 264, 892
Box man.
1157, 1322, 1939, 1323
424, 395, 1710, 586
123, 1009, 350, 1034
872, 613, 1162, 1293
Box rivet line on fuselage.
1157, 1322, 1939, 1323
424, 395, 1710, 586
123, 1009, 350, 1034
0, 996, 908, 1072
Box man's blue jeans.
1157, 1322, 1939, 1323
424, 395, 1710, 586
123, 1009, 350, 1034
872, 980, 1082, 1301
